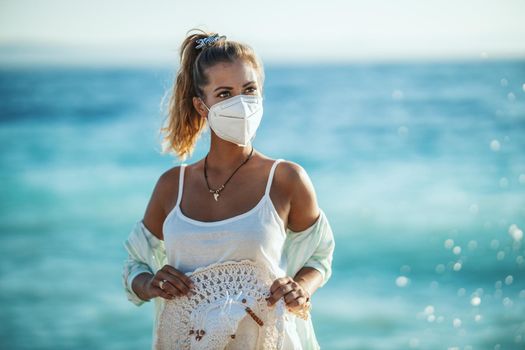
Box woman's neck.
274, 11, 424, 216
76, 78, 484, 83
205, 137, 254, 173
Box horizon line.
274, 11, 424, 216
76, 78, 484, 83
0, 41, 524, 68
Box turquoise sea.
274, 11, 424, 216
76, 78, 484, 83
0, 59, 524, 349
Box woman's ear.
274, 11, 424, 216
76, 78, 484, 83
192, 96, 208, 118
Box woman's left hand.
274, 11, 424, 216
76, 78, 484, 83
266, 276, 310, 312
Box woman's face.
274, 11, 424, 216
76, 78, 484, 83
193, 58, 262, 117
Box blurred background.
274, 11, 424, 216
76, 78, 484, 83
1, 0, 524, 349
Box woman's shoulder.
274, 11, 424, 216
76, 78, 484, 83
253, 151, 299, 174
142, 165, 184, 240
263, 156, 315, 201
155, 162, 194, 203
156, 164, 184, 191
273, 158, 312, 187
272, 158, 320, 231
160, 156, 205, 179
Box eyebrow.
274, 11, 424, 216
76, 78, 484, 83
213, 81, 256, 92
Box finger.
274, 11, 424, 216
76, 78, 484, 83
267, 283, 293, 306
292, 287, 307, 301
286, 294, 308, 307
151, 286, 176, 300
284, 290, 300, 304
270, 277, 292, 293
267, 278, 287, 305
159, 279, 185, 297
160, 265, 194, 290
156, 271, 190, 295
284, 291, 309, 310
162, 265, 195, 289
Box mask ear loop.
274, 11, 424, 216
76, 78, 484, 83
199, 97, 210, 112
199, 97, 212, 136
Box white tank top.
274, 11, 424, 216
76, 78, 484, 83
163, 158, 289, 277
162, 158, 303, 349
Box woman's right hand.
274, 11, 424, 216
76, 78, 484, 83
143, 265, 196, 300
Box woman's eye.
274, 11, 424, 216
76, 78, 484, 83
217, 87, 256, 98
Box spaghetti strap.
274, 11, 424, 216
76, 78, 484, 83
265, 159, 284, 196
175, 164, 187, 208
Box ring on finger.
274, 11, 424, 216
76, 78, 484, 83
159, 279, 168, 290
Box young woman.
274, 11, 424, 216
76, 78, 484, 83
121, 28, 335, 350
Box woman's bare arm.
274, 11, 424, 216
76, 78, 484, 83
131, 167, 192, 301
285, 161, 323, 296
266, 161, 324, 308
141, 168, 180, 241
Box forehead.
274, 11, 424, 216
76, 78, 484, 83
205, 59, 259, 88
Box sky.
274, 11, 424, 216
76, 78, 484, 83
0, 0, 524, 65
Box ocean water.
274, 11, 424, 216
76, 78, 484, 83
0, 59, 524, 350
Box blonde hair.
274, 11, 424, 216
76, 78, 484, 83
159, 28, 265, 161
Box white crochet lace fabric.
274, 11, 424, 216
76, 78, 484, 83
155, 259, 286, 350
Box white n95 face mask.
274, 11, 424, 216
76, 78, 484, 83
201, 94, 263, 146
